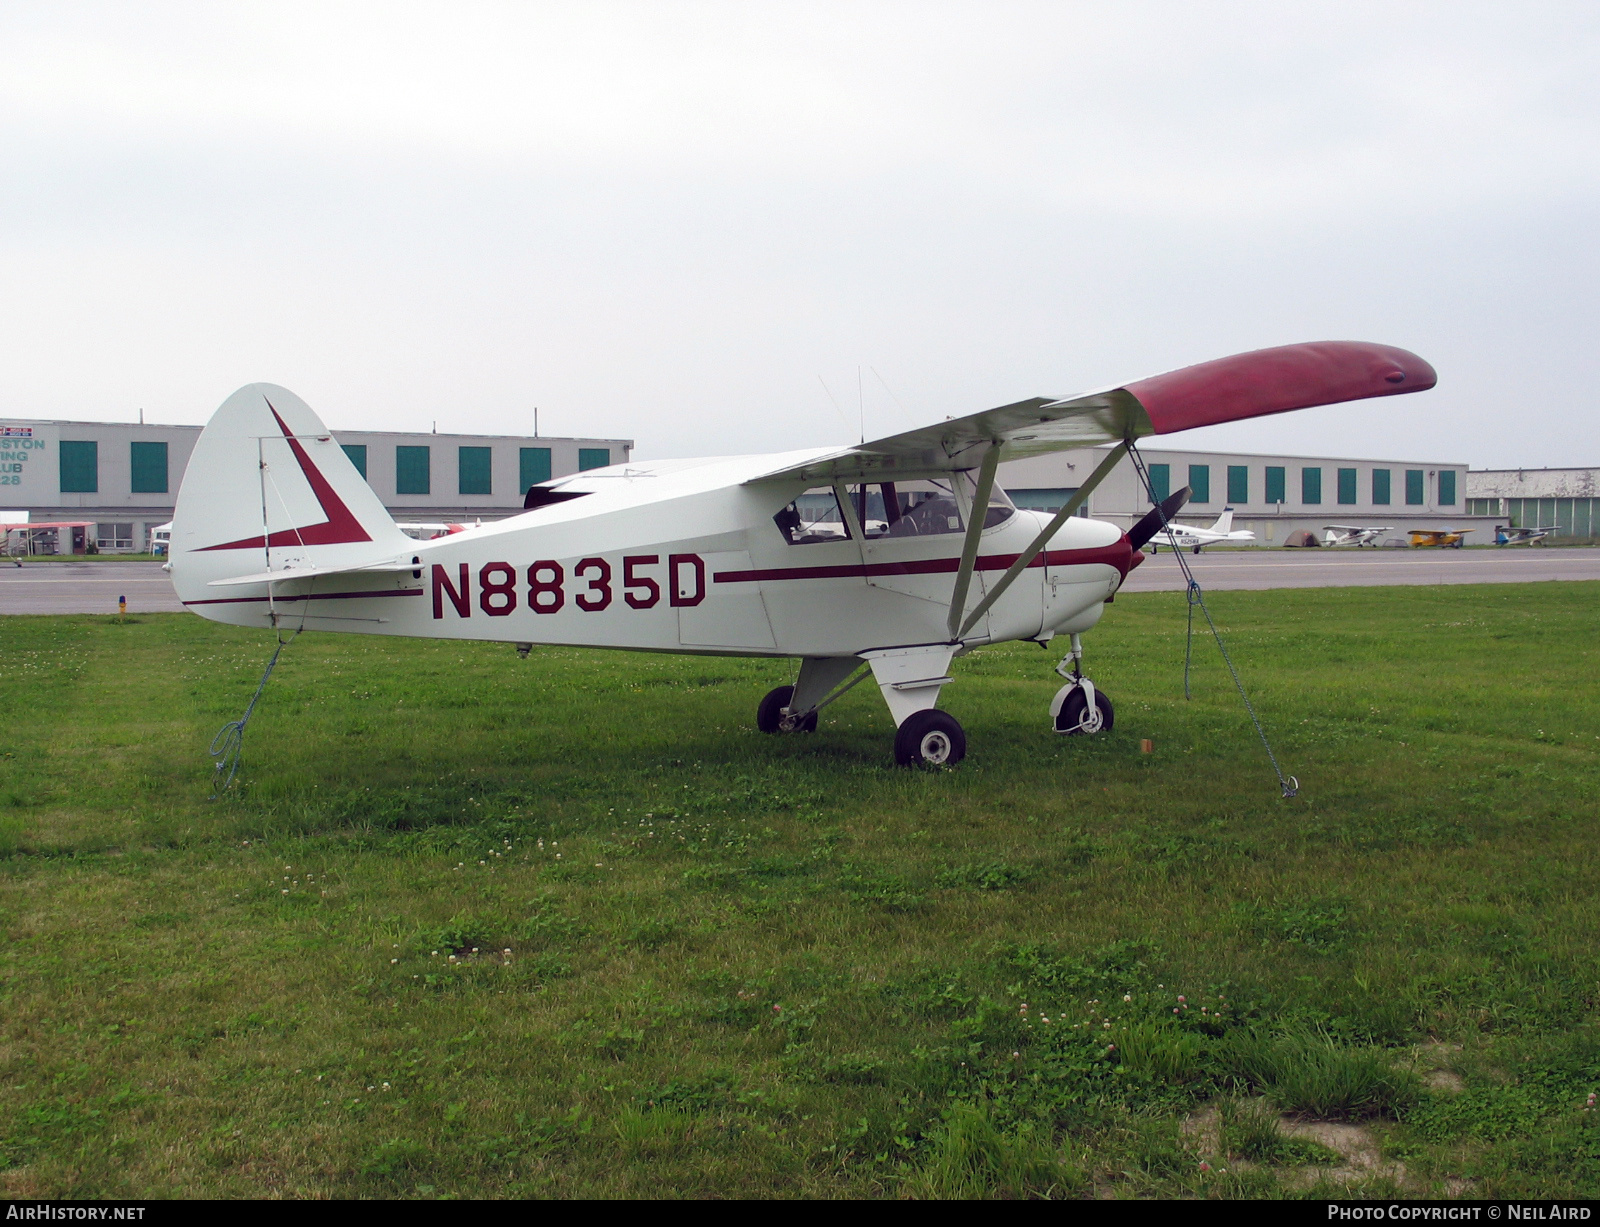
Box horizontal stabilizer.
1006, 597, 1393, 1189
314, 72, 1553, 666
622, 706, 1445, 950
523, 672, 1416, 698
207, 559, 417, 587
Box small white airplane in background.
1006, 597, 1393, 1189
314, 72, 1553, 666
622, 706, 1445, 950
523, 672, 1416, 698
1147, 507, 1256, 555
169, 340, 1435, 767
1322, 524, 1393, 548
1495, 525, 1554, 546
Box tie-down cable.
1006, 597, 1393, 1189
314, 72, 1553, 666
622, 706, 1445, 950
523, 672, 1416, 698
1127, 442, 1299, 799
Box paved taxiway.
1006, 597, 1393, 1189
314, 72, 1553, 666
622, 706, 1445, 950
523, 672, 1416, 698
1119, 545, 1600, 592
2, 549, 1599, 615
0, 562, 187, 615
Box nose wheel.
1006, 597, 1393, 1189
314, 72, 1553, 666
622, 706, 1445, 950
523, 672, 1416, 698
1052, 682, 1114, 735
1049, 633, 1114, 736
757, 684, 818, 734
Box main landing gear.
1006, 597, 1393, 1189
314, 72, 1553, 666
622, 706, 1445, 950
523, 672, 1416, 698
894, 709, 966, 767
756, 684, 818, 734
757, 650, 967, 768
1050, 633, 1114, 735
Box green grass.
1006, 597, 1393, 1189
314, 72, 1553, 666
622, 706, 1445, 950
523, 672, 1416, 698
2, 582, 1600, 1198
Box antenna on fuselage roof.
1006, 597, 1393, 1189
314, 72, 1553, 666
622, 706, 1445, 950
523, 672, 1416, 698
857, 366, 865, 444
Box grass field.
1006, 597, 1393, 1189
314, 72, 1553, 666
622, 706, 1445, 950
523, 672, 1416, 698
2, 583, 1599, 1199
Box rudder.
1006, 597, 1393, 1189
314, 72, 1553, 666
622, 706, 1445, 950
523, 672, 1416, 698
170, 384, 410, 610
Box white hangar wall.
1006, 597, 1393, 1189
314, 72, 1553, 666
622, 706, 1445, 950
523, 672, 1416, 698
998, 446, 1491, 546
0, 417, 632, 552
1467, 468, 1600, 539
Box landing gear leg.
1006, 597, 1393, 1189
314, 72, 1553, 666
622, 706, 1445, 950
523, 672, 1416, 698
1049, 633, 1114, 735
756, 685, 817, 733
861, 645, 965, 767
756, 657, 863, 735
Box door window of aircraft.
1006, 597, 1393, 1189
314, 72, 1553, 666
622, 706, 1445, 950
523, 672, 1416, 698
842, 480, 1016, 539
774, 487, 853, 544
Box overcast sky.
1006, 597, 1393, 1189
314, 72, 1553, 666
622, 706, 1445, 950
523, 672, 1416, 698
1, 2, 1596, 467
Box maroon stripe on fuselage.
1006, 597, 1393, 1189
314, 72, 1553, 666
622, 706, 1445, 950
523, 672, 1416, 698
184, 588, 424, 606
713, 540, 1133, 584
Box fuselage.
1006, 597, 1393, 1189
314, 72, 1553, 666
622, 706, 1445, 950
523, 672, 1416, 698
172, 452, 1136, 658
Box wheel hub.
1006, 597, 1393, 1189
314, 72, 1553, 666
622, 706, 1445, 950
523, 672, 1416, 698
919, 731, 952, 763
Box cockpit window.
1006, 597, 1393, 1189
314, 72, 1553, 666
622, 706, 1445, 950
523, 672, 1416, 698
774, 487, 853, 545
840, 480, 1016, 538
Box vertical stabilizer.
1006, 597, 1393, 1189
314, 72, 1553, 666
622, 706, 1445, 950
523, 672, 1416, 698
1211, 507, 1234, 535
170, 384, 411, 608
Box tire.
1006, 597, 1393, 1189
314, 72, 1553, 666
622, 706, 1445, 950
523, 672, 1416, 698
1055, 686, 1114, 735
1192, 545, 1202, 555
893, 709, 966, 767
756, 685, 817, 734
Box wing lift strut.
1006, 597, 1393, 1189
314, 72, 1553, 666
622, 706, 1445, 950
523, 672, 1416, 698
783, 441, 1131, 727
947, 440, 1131, 641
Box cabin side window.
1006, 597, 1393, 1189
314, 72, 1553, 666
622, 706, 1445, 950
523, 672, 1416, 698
838, 478, 1015, 539
774, 487, 853, 545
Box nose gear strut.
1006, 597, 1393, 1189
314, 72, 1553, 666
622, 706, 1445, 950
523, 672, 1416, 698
1049, 633, 1114, 735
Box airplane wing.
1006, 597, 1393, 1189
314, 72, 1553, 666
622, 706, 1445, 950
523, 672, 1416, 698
747, 340, 1435, 484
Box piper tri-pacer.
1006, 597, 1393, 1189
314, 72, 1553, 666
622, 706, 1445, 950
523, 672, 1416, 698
1321, 524, 1393, 548
169, 341, 1436, 767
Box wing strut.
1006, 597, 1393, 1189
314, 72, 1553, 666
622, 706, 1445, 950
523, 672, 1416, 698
956, 441, 1130, 640
945, 442, 1001, 640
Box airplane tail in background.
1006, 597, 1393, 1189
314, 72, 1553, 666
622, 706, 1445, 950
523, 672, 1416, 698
1210, 507, 1235, 535
169, 384, 412, 605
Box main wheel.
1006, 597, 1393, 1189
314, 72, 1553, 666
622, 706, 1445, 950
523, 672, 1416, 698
1192, 544, 1202, 555
893, 709, 966, 767
1054, 686, 1114, 735
756, 685, 817, 734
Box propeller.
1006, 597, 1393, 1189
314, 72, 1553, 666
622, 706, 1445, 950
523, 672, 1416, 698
1127, 486, 1193, 551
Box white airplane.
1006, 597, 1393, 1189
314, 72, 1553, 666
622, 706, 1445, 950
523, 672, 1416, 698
1322, 524, 1393, 548
168, 340, 1435, 767
1494, 525, 1554, 546
1147, 507, 1256, 554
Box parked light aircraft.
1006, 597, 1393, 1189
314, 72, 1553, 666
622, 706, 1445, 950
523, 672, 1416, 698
1494, 525, 1553, 546
1146, 507, 1256, 554
169, 341, 1436, 767
1321, 524, 1393, 548
1409, 528, 1472, 549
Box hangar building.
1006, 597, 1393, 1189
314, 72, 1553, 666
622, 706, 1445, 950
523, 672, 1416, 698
2, 413, 1550, 554
1466, 468, 1600, 539
997, 445, 1490, 546
0, 417, 632, 553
